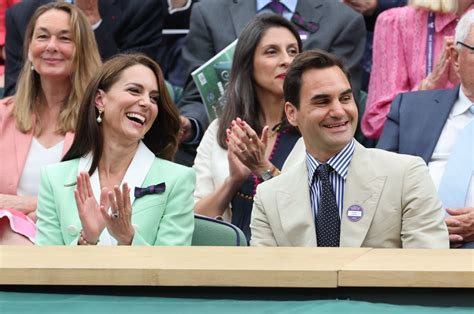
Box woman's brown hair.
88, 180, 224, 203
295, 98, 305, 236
62, 54, 180, 175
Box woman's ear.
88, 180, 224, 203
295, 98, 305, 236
95, 89, 105, 111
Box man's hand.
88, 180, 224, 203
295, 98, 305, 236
343, 0, 378, 16
169, 0, 189, 9
74, 0, 101, 25
178, 115, 194, 143
445, 207, 474, 248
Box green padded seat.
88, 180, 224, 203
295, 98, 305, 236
192, 214, 247, 246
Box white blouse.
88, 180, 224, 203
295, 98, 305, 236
17, 138, 64, 196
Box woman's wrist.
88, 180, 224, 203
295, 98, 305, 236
253, 162, 276, 178
78, 229, 99, 245
226, 174, 247, 188
117, 230, 134, 246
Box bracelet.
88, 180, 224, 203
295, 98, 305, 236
271, 166, 281, 176
260, 165, 280, 181
79, 230, 99, 245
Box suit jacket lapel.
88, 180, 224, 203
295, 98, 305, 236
231, 0, 256, 36
414, 87, 458, 162
341, 142, 386, 247
277, 161, 316, 246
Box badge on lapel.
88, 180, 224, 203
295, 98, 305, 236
346, 204, 363, 222
134, 182, 166, 199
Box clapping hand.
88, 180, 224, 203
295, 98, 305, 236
99, 183, 135, 245
74, 172, 108, 244
227, 145, 251, 185
419, 36, 459, 90
226, 118, 274, 177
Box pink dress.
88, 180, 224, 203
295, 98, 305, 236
361, 6, 469, 139
0, 208, 35, 242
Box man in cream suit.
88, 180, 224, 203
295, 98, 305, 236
250, 50, 449, 248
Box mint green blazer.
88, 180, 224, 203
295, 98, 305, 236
36, 158, 195, 246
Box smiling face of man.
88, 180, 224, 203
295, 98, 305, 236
285, 66, 358, 162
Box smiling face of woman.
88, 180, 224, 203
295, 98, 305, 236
28, 9, 76, 80
95, 64, 160, 145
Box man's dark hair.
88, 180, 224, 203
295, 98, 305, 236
283, 49, 350, 109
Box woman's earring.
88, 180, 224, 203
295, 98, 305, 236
96, 109, 103, 124
30, 65, 34, 71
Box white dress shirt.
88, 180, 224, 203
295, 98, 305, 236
428, 88, 474, 207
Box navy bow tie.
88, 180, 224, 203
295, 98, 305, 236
134, 182, 166, 199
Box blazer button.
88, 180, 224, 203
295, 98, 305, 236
67, 225, 79, 236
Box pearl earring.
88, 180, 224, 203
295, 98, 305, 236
96, 109, 103, 124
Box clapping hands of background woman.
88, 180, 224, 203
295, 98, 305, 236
226, 118, 276, 178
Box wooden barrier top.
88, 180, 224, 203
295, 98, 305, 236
0, 246, 472, 288
338, 248, 474, 288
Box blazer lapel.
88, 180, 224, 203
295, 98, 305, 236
414, 87, 458, 162
277, 161, 317, 246
13, 128, 33, 179
231, 0, 257, 36
121, 142, 155, 206
77, 142, 155, 206
340, 142, 386, 247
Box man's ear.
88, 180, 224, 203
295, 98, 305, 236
451, 47, 461, 78
95, 89, 105, 110
285, 101, 298, 127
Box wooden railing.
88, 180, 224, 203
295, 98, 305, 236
0, 247, 472, 288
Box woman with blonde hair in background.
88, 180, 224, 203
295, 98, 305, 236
362, 0, 474, 139
0, 2, 101, 244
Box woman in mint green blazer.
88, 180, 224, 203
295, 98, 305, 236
36, 54, 195, 246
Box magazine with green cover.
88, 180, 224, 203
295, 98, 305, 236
191, 39, 238, 122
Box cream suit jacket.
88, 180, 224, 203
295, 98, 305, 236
250, 140, 449, 248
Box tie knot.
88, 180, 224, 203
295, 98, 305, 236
469, 104, 474, 114
316, 164, 332, 179
268, 0, 287, 15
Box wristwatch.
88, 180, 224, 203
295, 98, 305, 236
260, 169, 274, 181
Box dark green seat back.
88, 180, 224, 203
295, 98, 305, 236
192, 215, 247, 246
